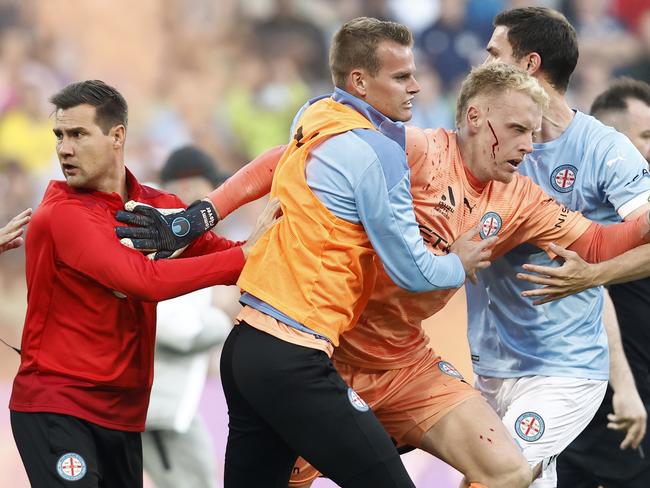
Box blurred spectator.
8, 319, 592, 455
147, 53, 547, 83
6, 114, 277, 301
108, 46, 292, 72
621, 9, 650, 82
408, 65, 455, 130
253, 0, 329, 86
417, 0, 487, 91
142, 146, 232, 488
0, 79, 54, 175
566, 0, 640, 69
611, 0, 650, 33
0, 161, 38, 233
387, 0, 440, 35
466, 0, 506, 41
568, 58, 614, 113
225, 50, 309, 160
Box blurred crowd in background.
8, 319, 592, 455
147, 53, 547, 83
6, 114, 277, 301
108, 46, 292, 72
0, 0, 649, 371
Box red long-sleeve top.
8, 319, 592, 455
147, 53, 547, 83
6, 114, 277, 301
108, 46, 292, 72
10, 171, 245, 431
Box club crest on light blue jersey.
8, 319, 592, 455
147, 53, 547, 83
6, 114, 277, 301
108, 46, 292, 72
550, 164, 577, 193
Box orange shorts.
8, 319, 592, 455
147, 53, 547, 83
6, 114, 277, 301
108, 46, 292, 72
289, 348, 480, 486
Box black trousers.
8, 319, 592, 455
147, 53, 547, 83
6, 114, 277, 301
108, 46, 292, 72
220, 321, 415, 488
11, 411, 143, 488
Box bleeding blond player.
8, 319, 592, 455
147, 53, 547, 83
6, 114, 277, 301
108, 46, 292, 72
117, 63, 650, 488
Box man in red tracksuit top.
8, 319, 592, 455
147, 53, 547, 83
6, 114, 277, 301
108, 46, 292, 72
9, 80, 276, 488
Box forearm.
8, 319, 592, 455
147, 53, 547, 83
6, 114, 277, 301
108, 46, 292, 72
568, 213, 650, 264
357, 169, 464, 291
109, 247, 245, 302
589, 244, 650, 286
206, 145, 284, 219
58, 226, 244, 302
604, 289, 636, 391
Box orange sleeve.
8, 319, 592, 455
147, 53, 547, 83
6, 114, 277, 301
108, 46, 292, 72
405, 125, 429, 170
509, 178, 592, 258
567, 214, 650, 263
207, 145, 285, 219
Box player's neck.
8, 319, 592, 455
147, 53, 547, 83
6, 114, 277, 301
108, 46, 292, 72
95, 163, 128, 201
456, 131, 489, 188
537, 89, 574, 143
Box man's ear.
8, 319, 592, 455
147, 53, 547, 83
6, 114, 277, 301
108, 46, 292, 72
525, 52, 542, 76
347, 69, 367, 98
466, 105, 482, 133
111, 125, 126, 148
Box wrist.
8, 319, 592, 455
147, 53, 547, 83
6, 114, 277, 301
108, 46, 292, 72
188, 200, 218, 231
202, 197, 220, 221
591, 262, 607, 287
610, 363, 636, 392
611, 376, 637, 393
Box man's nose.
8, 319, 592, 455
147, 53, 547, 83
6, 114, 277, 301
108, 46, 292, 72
58, 139, 74, 156
408, 76, 420, 94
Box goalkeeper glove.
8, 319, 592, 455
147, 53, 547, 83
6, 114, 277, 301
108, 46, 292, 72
115, 199, 217, 259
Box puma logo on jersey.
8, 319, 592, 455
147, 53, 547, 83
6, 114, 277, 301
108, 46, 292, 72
464, 197, 475, 213
605, 156, 624, 167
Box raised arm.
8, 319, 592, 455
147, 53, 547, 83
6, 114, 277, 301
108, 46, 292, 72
115, 145, 283, 257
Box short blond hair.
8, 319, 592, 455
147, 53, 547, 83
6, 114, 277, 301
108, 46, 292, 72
455, 63, 549, 127
330, 17, 413, 88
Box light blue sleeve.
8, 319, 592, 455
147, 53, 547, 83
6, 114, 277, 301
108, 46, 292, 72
289, 101, 310, 142
354, 160, 465, 292
597, 131, 650, 217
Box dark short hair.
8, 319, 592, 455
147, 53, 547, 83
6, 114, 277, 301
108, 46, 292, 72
494, 7, 578, 93
590, 77, 650, 117
50, 80, 128, 134
330, 17, 412, 88
160, 145, 229, 187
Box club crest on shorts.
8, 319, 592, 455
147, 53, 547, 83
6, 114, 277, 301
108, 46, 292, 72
515, 412, 545, 442
56, 452, 87, 481
438, 360, 463, 379
347, 387, 369, 412
479, 212, 502, 239
550, 164, 577, 193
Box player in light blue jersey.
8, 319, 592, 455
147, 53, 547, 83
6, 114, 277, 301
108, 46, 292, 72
467, 7, 650, 487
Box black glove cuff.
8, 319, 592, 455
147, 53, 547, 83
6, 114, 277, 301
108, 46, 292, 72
187, 200, 218, 232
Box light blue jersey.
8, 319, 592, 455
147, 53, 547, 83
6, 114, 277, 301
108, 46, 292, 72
467, 111, 650, 380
